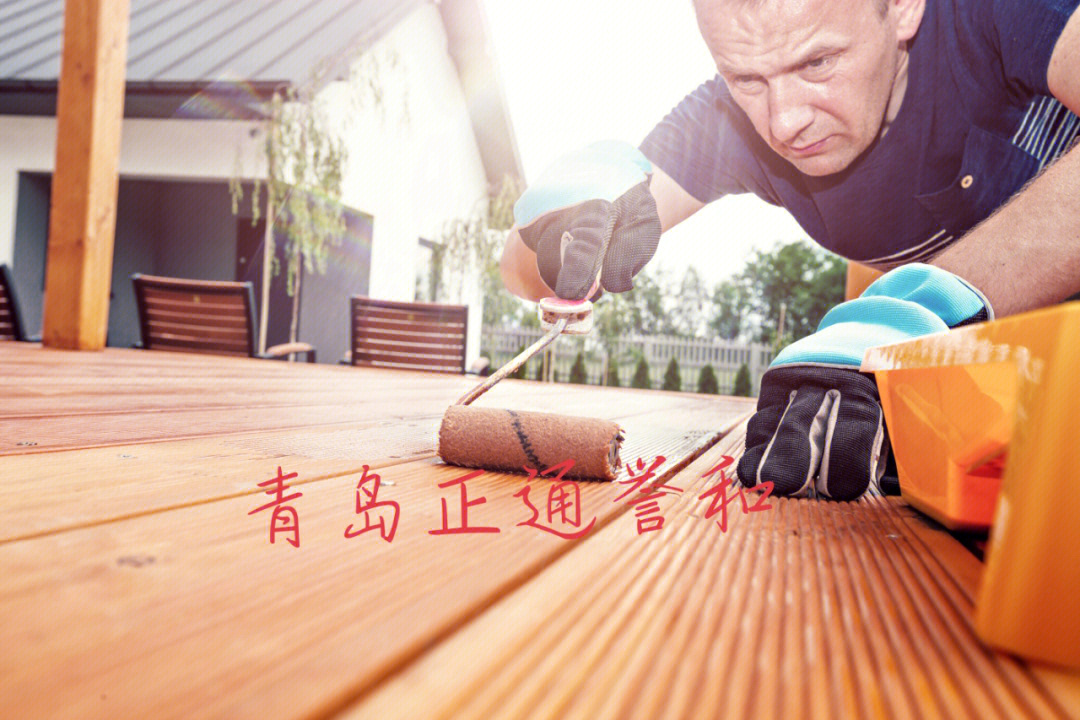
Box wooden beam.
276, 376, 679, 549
42, 0, 130, 350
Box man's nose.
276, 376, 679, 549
768, 79, 814, 145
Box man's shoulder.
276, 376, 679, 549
681, 74, 737, 113
920, 0, 1079, 100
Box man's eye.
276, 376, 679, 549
803, 56, 837, 74
732, 76, 764, 91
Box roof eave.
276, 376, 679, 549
0, 79, 286, 119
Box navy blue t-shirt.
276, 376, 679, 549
640, 0, 1080, 270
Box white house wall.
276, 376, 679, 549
318, 2, 490, 365
0, 115, 263, 267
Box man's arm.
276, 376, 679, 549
499, 165, 705, 302
930, 7, 1080, 316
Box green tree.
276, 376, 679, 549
669, 267, 711, 337
593, 269, 669, 342
631, 357, 652, 389
662, 357, 682, 392
738, 240, 846, 344
591, 269, 671, 388
479, 177, 531, 329
733, 362, 753, 397
698, 365, 719, 394
710, 278, 750, 340
569, 352, 587, 384
426, 176, 533, 332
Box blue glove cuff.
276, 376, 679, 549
771, 264, 990, 368
860, 263, 992, 327
513, 141, 652, 227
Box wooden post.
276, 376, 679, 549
42, 0, 130, 350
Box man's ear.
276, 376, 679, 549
890, 0, 926, 43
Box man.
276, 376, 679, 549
500, 0, 1080, 500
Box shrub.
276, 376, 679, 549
662, 357, 681, 392
631, 358, 651, 389
510, 344, 529, 379
733, 362, 753, 397
569, 352, 587, 384
605, 362, 621, 387
697, 364, 719, 394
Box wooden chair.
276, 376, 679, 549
131, 274, 316, 362
349, 296, 468, 373
0, 264, 34, 342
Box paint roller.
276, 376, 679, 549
438, 296, 624, 480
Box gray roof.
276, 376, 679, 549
0, 0, 521, 183
0, 0, 418, 84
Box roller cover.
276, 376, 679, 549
438, 405, 624, 481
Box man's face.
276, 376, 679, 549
698, 0, 914, 176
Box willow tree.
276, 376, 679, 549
231, 50, 396, 355
229, 87, 346, 353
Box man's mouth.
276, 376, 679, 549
786, 136, 831, 157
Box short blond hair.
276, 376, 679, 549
698, 0, 889, 18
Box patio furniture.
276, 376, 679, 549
132, 273, 316, 362
0, 264, 33, 342
350, 296, 468, 373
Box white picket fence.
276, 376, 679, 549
481, 326, 773, 395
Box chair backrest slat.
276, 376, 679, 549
132, 274, 257, 357
0, 264, 27, 342
350, 296, 468, 373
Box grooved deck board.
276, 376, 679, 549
3, 342, 1076, 719
0, 427, 742, 720
0, 344, 752, 455
343, 429, 1079, 720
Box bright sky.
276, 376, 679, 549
482, 0, 813, 287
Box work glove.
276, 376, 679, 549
737, 264, 993, 501
513, 141, 662, 300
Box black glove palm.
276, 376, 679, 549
513, 141, 662, 301
737, 264, 992, 501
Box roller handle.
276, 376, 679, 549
454, 296, 594, 407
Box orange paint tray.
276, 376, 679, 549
870, 360, 1017, 530
862, 301, 1080, 668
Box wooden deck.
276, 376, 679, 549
2, 342, 1077, 719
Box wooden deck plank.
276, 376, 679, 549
7, 341, 1075, 719
0, 412, 744, 720
0, 394, 751, 543
342, 426, 1080, 720
0, 343, 753, 541
0, 344, 753, 456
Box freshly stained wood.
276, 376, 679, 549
0, 414, 740, 719
3, 342, 1076, 719
0, 340, 750, 530
0, 344, 749, 455
345, 432, 1079, 720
